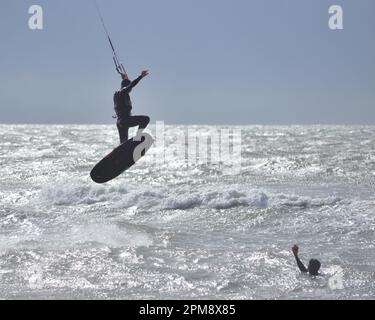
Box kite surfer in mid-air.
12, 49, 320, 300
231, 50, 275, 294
113, 68, 150, 144
94, 1, 150, 145
90, 1, 154, 184
113, 69, 150, 144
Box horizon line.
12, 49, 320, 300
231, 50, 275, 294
0, 123, 375, 127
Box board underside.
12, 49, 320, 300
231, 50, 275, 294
90, 133, 154, 184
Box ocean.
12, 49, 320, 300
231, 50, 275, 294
0, 124, 374, 299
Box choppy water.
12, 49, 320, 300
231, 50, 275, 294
0, 125, 374, 300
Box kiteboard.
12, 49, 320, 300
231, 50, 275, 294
90, 133, 154, 184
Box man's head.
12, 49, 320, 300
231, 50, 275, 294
308, 259, 321, 276
121, 79, 131, 89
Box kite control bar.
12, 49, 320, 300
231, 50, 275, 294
107, 34, 126, 75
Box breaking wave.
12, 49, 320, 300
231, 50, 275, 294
38, 179, 345, 211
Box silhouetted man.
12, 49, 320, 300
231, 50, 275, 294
114, 69, 150, 144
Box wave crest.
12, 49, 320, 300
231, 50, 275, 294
39, 180, 343, 212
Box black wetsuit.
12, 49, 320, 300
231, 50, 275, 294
114, 75, 150, 144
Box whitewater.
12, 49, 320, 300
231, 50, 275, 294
0, 125, 374, 299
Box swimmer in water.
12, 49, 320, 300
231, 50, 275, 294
292, 245, 321, 276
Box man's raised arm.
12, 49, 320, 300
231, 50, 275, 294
292, 245, 308, 273
122, 70, 149, 94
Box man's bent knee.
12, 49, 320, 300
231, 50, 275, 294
141, 116, 150, 128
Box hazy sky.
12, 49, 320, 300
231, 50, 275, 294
0, 0, 374, 124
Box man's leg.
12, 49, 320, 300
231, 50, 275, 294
117, 121, 129, 144
123, 116, 150, 135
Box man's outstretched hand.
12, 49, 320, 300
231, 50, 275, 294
141, 70, 149, 78
292, 245, 299, 256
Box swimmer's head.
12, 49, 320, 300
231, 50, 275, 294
308, 259, 321, 276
